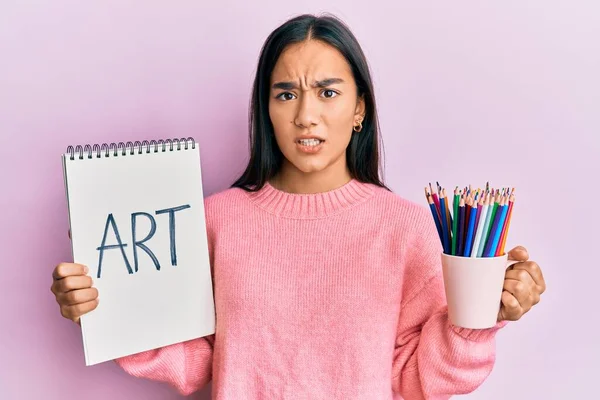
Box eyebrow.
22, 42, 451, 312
271, 78, 345, 90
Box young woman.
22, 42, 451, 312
50, 13, 546, 399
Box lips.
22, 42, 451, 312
295, 137, 325, 154
296, 134, 325, 143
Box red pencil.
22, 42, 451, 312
430, 182, 441, 222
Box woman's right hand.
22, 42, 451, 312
51, 262, 99, 324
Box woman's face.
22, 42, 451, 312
269, 40, 365, 179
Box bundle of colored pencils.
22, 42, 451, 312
425, 182, 515, 257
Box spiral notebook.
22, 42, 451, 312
61, 138, 215, 366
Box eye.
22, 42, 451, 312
320, 89, 339, 99
276, 92, 296, 101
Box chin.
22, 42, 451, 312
291, 160, 329, 174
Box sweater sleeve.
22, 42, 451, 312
391, 207, 508, 399
114, 335, 214, 396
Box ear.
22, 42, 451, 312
354, 95, 366, 122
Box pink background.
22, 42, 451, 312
1, 1, 598, 399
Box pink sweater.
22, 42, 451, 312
115, 179, 508, 399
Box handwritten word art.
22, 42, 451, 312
95, 204, 191, 278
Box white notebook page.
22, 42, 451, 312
62, 142, 215, 366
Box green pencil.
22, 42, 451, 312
452, 187, 459, 255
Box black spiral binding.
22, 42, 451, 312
66, 137, 196, 160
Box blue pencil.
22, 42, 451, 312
426, 189, 443, 245
463, 196, 478, 256
487, 195, 509, 257
440, 192, 451, 254
438, 182, 453, 233
482, 195, 505, 257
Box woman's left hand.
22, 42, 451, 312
498, 246, 546, 322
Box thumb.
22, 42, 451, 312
507, 245, 529, 262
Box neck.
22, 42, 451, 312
270, 159, 352, 194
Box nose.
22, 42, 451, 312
294, 94, 320, 128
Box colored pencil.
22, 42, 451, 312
471, 193, 490, 257
441, 185, 453, 241
467, 192, 482, 253
464, 193, 472, 248
439, 190, 451, 254
423, 182, 516, 258
487, 194, 509, 257
477, 193, 495, 257
436, 183, 452, 243
472, 191, 484, 248
430, 182, 441, 221
483, 190, 500, 250
457, 196, 466, 256
426, 188, 443, 244
483, 194, 506, 257
463, 195, 478, 257
442, 188, 453, 247
497, 190, 515, 256
452, 188, 459, 255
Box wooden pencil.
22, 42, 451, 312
477, 192, 495, 257
487, 193, 509, 257
471, 192, 490, 257
497, 189, 515, 256
442, 186, 453, 241
452, 188, 460, 255
457, 195, 466, 256
483, 189, 500, 249
473, 190, 484, 244
483, 193, 506, 257
439, 189, 451, 254
430, 182, 441, 221
463, 194, 479, 257
468, 191, 482, 254
438, 184, 452, 243
464, 192, 472, 249
426, 187, 443, 246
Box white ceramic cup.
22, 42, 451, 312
441, 253, 519, 329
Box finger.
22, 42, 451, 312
58, 288, 99, 306
52, 275, 93, 295
504, 272, 541, 306
503, 278, 532, 309
60, 299, 99, 322
512, 261, 545, 292
507, 246, 529, 262
499, 290, 523, 321
505, 268, 535, 288
53, 263, 88, 280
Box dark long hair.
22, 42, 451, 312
232, 13, 388, 191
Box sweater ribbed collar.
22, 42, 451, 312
244, 178, 375, 219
